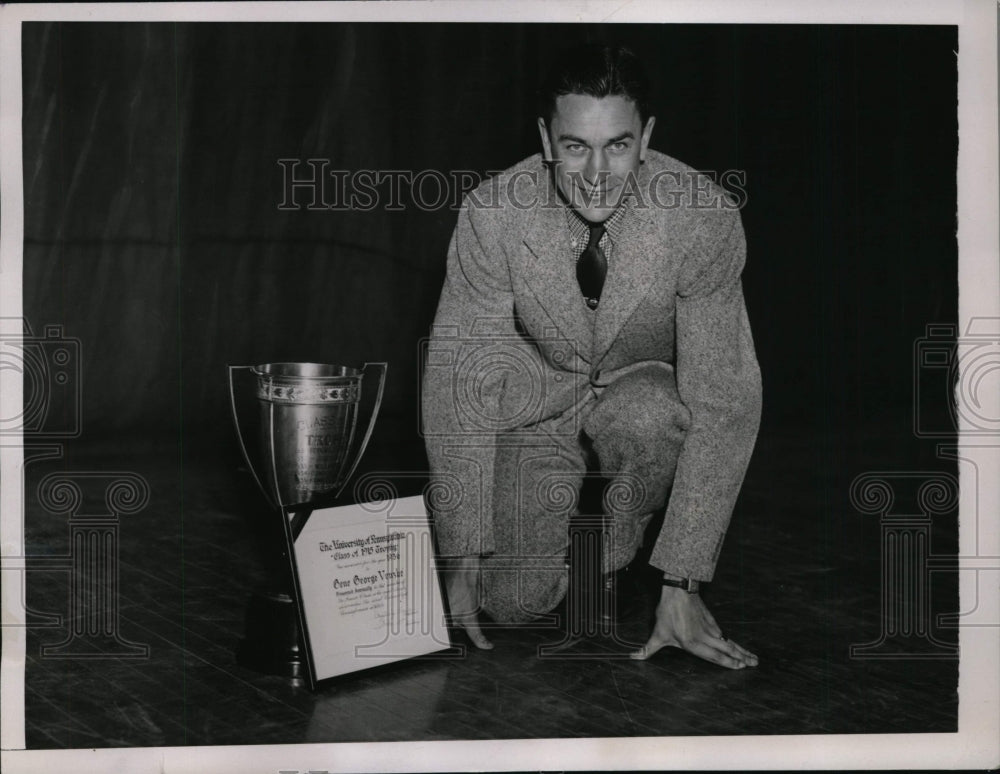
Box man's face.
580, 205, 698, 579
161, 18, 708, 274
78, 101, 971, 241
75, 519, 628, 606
538, 93, 655, 223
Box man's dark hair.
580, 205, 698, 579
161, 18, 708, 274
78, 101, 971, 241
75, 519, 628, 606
537, 43, 651, 126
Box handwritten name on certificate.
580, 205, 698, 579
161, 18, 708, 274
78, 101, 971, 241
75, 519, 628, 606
294, 494, 450, 680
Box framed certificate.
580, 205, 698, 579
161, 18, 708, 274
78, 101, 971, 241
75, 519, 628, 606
291, 494, 451, 684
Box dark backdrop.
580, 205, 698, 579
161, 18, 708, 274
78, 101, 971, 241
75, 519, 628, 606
21, 22, 958, 472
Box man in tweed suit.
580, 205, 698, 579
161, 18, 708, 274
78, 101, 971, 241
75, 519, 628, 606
422, 45, 761, 669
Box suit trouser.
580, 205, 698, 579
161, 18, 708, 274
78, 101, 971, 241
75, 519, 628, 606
480, 364, 691, 623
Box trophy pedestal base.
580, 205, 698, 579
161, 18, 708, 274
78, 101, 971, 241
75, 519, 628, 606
235, 590, 305, 681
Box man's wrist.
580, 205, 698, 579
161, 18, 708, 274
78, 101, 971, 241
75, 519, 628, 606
662, 572, 700, 593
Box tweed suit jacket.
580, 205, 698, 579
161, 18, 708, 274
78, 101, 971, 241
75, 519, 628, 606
422, 150, 762, 581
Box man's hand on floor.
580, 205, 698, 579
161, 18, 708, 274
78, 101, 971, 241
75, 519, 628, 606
444, 555, 493, 650
630, 585, 758, 669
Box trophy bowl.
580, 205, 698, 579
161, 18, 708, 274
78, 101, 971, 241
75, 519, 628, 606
255, 362, 362, 507
229, 361, 387, 510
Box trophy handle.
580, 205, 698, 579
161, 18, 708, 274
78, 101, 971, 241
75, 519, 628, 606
334, 362, 388, 499
227, 364, 277, 509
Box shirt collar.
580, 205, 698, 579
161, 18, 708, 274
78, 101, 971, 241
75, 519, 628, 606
564, 202, 628, 243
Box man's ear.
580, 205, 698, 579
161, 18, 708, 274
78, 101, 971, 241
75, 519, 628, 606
639, 116, 656, 163
537, 117, 553, 162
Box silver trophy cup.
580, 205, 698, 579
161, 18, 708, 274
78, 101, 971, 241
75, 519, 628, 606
228, 361, 387, 509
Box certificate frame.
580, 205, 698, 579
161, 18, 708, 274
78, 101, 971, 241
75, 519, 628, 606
283, 494, 452, 690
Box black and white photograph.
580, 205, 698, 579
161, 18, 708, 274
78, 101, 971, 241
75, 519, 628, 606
1, 2, 997, 772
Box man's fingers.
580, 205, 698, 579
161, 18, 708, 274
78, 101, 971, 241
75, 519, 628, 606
452, 611, 494, 650
713, 629, 758, 664
632, 635, 745, 669
686, 637, 749, 669
711, 634, 758, 667
724, 638, 758, 665
629, 629, 675, 661
445, 566, 493, 651
631, 629, 757, 669
461, 617, 494, 650
693, 601, 757, 666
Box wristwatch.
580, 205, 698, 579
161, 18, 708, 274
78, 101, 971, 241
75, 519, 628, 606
662, 576, 700, 593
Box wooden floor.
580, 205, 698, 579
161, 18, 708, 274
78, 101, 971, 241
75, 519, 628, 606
19, 423, 959, 748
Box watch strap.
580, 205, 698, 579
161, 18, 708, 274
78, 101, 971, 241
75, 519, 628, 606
662, 576, 700, 593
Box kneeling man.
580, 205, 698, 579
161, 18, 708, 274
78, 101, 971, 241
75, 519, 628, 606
422, 44, 761, 669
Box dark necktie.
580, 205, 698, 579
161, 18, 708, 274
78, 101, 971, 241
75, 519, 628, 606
576, 222, 607, 310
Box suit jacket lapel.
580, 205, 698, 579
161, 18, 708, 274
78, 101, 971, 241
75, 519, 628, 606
592, 201, 660, 365
521, 179, 594, 363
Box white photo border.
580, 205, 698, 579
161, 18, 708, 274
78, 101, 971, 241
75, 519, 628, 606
1, 1, 996, 772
